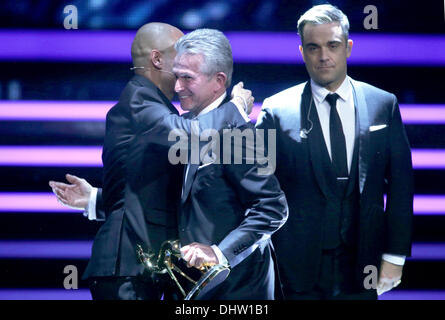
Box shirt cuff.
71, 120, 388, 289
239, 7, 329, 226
382, 253, 406, 266
211, 245, 228, 265
83, 187, 98, 221
230, 98, 251, 123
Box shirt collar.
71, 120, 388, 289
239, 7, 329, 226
310, 76, 351, 104
196, 92, 227, 117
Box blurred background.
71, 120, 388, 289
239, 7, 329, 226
0, 0, 444, 300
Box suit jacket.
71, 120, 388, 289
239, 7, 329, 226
83, 75, 248, 279
256, 78, 414, 293
179, 101, 289, 299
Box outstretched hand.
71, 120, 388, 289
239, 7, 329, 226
49, 174, 92, 210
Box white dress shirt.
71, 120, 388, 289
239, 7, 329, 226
311, 77, 355, 173
83, 187, 99, 220
310, 76, 405, 266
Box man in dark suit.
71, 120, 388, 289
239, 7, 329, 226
256, 4, 413, 300
172, 29, 288, 299
50, 23, 253, 300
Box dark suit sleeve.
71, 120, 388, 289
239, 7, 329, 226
255, 105, 276, 130
217, 124, 288, 268
384, 95, 414, 256
95, 188, 106, 221
130, 87, 248, 147
255, 106, 277, 153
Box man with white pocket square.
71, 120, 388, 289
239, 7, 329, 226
256, 4, 413, 299
172, 28, 288, 299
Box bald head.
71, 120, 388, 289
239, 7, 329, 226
131, 22, 183, 68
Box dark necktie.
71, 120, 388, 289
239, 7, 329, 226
326, 93, 348, 179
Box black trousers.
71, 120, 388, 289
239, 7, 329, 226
88, 273, 181, 300
285, 245, 377, 300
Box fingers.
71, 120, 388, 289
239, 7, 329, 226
49, 178, 87, 210
242, 89, 252, 97
241, 90, 253, 102
49, 179, 73, 202
52, 186, 63, 198
377, 276, 401, 295
48, 181, 69, 190
50, 183, 73, 206
231, 81, 253, 105
181, 245, 192, 260
188, 248, 206, 269
235, 88, 253, 113
180, 243, 207, 269
378, 260, 403, 295
181, 244, 197, 267
233, 82, 244, 89
52, 186, 68, 204
65, 174, 82, 185
183, 247, 197, 268
231, 82, 246, 97
52, 187, 70, 206
66, 174, 93, 192
180, 244, 190, 256
377, 277, 392, 295
189, 250, 199, 268
49, 177, 79, 192
247, 96, 254, 113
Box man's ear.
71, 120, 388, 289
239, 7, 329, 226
150, 50, 162, 69
299, 45, 305, 62
215, 72, 227, 91
346, 39, 353, 58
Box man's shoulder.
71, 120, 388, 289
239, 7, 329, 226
122, 76, 173, 109
127, 76, 163, 101
106, 76, 176, 124
260, 82, 307, 114
128, 74, 156, 90
351, 79, 395, 100
265, 82, 307, 102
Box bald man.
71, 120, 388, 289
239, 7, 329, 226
71, 23, 253, 300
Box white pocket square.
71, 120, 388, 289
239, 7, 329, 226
198, 161, 214, 170
369, 124, 387, 132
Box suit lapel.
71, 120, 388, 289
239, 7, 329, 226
182, 163, 199, 204
345, 106, 360, 197
305, 83, 338, 200
350, 79, 370, 195
180, 111, 196, 203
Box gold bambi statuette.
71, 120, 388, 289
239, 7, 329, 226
136, 240, 231, 300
